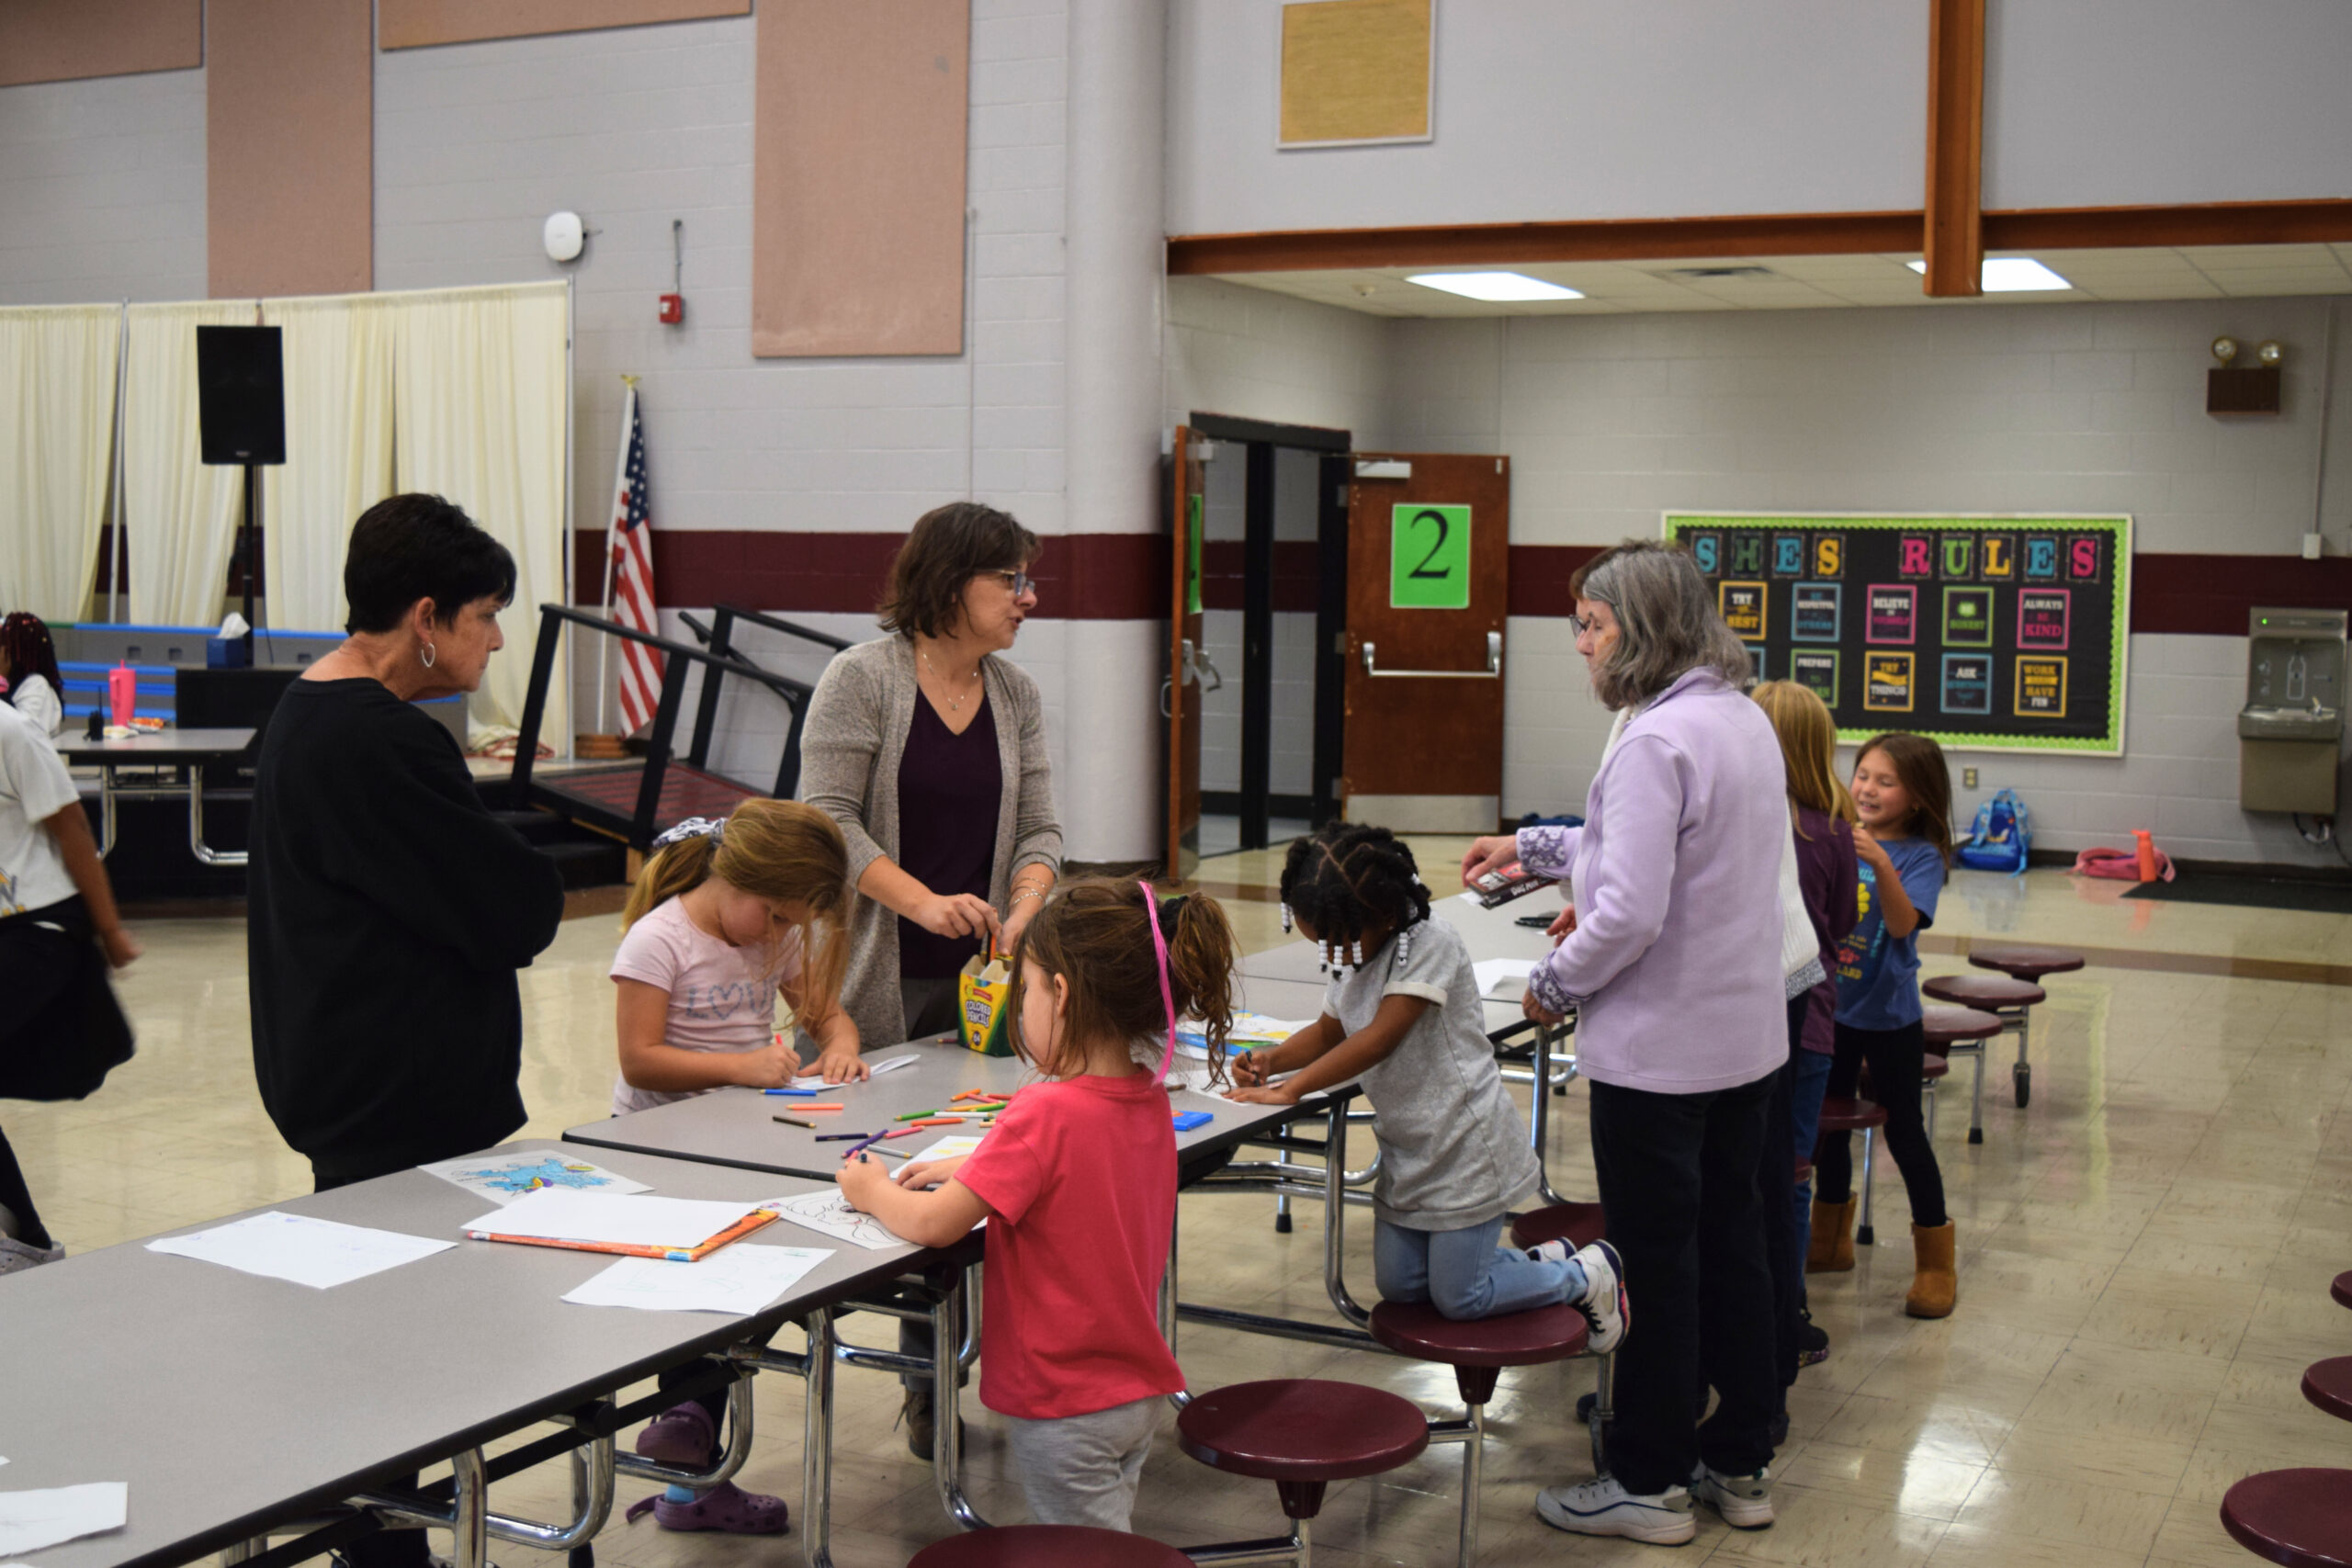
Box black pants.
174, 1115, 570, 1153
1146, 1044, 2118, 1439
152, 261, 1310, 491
1815, 1019, 1947, 1230
1765, 998, 1805, 1402
1589, 1069, 1779, 1495
0, 1123, 49, 1249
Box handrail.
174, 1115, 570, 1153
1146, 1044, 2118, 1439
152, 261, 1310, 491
714, 603, 854, 653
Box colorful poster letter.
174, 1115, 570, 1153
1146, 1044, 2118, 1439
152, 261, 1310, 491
2023, 536, 2060, 580
1690, 533, 1720, 575
2016, 656, 2068, 717
2017, 588, 2070, 650
1791, 650, 1839, 705
1791, 582, 1842, 643
1898, 536, 1933, 578
1864, 651, 1915, 713
2068, 537, 2102, 582
1745, 645, 1768, 679
1941, 586, 1994, 648
1728, 534, 1766, 575
1939, 535, 1976, 580
1866, 584, 1916, 645
1940, 653, 1993, 716
1812, 535, 1844, 578
1979, 535, 2015, 579
1773, 535, 1805, 577
1718, 581, 1768, 639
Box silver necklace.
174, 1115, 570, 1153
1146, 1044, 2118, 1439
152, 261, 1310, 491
921, 647, 981, 711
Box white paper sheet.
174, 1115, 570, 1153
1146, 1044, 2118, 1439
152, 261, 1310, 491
901, 1134, 985, 1166
420, 1151, 650, 1206
1174, 1012, 1309, 1058
563, 1245, 832, 1315
147, 1212, 455, 1290
763, 1190, 911, 1251
461, 1190, 769, 1251
1166, 1064, 1327, 1104
1473, 958, 1538, 999
0, 1482, 127, 1557
786, 1052, 919, 1089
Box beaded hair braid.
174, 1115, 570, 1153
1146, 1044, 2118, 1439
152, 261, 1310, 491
1277, 823, 1434, 972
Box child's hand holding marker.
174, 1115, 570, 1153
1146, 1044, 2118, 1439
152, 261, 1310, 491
835, 1149, 892, 1208
729, 1033, 805, 1089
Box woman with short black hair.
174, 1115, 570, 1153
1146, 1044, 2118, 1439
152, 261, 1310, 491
797, 500, 1063, 1454
248, 493, 565, 1191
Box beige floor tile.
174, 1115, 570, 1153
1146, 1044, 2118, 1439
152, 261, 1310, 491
1709, 1490, 1951, 1568
1773, 1440, 1986, 1521
1926, 1521, 2150, 1568
1949, 1468, 2170, 1555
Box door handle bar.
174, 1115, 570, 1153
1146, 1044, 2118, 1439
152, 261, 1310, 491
1360, 632, 1502, 679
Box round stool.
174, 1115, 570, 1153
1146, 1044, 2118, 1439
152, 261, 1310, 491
2220, 1469, 2352, 1568
910, 1526, 1195, 1568
1970, 944, 2086, 982
1924, 1004, 2004, 1144
2305, 1358, 2352, 1424
1509, 1201, 1605, 1254
1176, 1379, 1430, 1561
1815, 1096, 1888, 1247
1369, 1302, 1590, 1568
2335, 1270, 2352, 1311
1923, 972, 2047, 1108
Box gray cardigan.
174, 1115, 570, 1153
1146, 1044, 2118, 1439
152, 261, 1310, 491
797, 634, 1062, 1051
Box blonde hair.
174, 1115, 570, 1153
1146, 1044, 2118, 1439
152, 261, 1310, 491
1750, 681, 1858, 831
621, 799, 852, 1029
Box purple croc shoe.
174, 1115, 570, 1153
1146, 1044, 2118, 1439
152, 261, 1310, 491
625, 1402, 789, 1536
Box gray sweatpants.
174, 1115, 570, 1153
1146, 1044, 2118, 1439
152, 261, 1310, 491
1001, 1395, 1162, 1531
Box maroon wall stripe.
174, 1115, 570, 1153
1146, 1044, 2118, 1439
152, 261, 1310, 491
569, 530, 2348, 637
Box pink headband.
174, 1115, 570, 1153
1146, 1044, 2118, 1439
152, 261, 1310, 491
1138, 880, 1178, 1080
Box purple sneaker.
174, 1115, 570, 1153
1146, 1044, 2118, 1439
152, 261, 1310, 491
624, 1483, 790, 1535
633, 1402, 715, 1467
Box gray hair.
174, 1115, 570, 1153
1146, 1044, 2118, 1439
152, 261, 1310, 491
1577, 539, 1752, 709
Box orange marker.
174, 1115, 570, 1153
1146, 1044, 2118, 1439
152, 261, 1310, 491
799, 1102, 847, 1112
906, 1116, 966, 1128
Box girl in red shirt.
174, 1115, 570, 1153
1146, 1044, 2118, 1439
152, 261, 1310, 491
839, 878, 1236, 1531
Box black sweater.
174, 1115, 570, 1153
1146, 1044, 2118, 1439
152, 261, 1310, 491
247, 680, 565, 1183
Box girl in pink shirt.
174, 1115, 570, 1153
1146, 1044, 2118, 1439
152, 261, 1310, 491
611, 799, 860, 1536
839, 878, 1238, 1532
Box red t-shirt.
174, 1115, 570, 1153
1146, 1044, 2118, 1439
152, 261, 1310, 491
952, 1069, 1186, 1420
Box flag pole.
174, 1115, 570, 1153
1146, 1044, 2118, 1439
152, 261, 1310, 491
594, 377, 637, 736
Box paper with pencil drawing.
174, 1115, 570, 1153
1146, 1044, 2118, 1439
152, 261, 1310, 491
0, 1482, 128, 1557
421, 1151, 650, 1206
763, 1190, 910, 1251
562, 1245, 831, 1315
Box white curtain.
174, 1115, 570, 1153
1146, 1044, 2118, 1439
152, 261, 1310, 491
259, 294, 397, 634
0, 305, 119, 622
391, 281, 570, 740
123, 301, 254, 627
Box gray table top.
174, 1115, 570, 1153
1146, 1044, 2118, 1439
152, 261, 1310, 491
54, 728, 257, 762
565, 1016, 1340, 1185
0, 1141, 922, 1568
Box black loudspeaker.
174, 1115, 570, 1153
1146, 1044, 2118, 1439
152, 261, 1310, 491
197, 324, 286, 466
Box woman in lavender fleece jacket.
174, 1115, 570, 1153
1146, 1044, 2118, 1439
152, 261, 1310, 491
1462, 540, 1789, 1543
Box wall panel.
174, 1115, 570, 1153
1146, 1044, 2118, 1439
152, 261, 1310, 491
379, 0, 749, 51
207, 0, 373, 299
0, 0, 199, 89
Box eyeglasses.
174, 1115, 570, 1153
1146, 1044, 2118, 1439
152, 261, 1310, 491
989, 570, 1037, 597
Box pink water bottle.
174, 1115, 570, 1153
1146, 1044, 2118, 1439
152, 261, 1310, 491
107, 662, 137, 729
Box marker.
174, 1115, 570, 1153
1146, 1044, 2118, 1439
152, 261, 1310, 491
814, 1132, 873, 1142
871, 1145, 911, 1159
799, 1103, 847, 1112
906, 1117, 966, 1129
841, 1131, 888, 1159
881, 1126, 928, 1140
894, 1109, 938, 1122
772, 1114, 816, 1129
763, 1088, 819, 1097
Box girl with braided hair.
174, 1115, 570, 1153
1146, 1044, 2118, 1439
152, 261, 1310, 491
1232, 822, 1626, 1340
0, 612, 64, 740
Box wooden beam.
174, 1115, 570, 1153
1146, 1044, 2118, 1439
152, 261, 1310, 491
1922, 0, 1986, 297
1166, 211, 1925, 276
1984, 198, 2352, 250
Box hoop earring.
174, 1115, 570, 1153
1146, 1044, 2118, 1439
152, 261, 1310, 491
420, 642, 437, 670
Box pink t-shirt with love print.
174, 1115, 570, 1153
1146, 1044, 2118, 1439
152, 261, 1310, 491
608, 895, 801, 1114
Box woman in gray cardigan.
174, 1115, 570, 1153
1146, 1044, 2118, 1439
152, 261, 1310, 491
798, 501, 1063, 1059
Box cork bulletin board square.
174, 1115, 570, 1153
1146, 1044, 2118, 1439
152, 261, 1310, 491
1279, 0, 1433, 148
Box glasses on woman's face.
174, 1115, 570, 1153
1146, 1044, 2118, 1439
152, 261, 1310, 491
989, 570, 1037, 597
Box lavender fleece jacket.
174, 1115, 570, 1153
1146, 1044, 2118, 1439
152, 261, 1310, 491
1521, 670, 1790, 1095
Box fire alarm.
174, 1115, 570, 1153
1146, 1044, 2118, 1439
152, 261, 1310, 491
659, 219, 685, 327
659, 294, 684, 325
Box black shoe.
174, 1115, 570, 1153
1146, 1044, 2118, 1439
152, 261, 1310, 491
899, 1387, 966, 1461
1795, 1309, 1829, 1370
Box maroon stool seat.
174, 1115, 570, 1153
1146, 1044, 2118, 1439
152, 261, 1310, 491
1508, 1201, 1605, 1254
910, 1526, 1195, 1568
1924, 972, 2049, 1110
1815, 1096, 1888, 1246
1970, 944, 2085, 981
2335, 1271, 2352, 1311
2305, 1358, 2352, 1424
2220, 1469, 2352, 1568
1369, 1302, 1592, 1568
1925, 1004, 2004, 1145
1176, 1379, 1429, 1562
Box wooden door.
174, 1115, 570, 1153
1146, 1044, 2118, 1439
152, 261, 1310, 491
1340, 453, 1510, 833
1164, 427, 1208, 881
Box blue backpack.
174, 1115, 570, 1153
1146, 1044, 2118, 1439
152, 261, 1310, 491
1955, 788, 2030, 875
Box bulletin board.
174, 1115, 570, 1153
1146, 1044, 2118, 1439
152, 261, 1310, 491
1663, 513, 2132, 755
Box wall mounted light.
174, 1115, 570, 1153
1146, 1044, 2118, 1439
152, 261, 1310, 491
2210, 335, 2283, 415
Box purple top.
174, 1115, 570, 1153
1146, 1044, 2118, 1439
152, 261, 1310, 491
1519, 670, 1789, 1095
896, 693, 1001, 977
1792, 805, 1859, 1055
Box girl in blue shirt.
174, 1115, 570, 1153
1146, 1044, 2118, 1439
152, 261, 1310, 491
1812, 732, 1957, 1320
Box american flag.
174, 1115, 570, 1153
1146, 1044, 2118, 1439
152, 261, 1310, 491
605, 387, 663, 736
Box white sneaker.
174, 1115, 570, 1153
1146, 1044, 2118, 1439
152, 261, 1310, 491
1534, 1476, 1696, 1544
0, 1235, 64, 1277
1570, 1239, 1628, 1353
1690, 1462, 1774, 1529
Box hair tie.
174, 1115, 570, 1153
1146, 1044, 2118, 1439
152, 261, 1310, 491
1138, 880, 1178, 1081
651, 816, 725, 850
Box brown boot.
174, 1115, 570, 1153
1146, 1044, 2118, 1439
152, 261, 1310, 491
1807, 1197, 1856, 1273
1905, 1222, 1957, 1318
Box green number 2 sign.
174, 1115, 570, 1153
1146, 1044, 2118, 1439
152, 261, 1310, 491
1390, 504, 1471, 608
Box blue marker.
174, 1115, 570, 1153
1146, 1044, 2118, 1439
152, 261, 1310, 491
763, 1087, 820, 1097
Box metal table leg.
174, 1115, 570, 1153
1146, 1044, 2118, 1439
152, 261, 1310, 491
933, 1281, 990, 1529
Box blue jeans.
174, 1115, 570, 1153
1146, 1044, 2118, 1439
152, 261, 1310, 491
1374, 1214, 1587, 1320
1790, 1048, 1833, 1279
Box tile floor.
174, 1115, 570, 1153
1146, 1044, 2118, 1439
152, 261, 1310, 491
8, 852, 2352, 1566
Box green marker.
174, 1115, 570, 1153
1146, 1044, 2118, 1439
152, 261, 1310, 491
894, 1108, 938, 1122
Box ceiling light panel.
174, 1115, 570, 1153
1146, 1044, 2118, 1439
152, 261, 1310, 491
1406, 271, 1584, 301
1905, 257, 2074, 291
